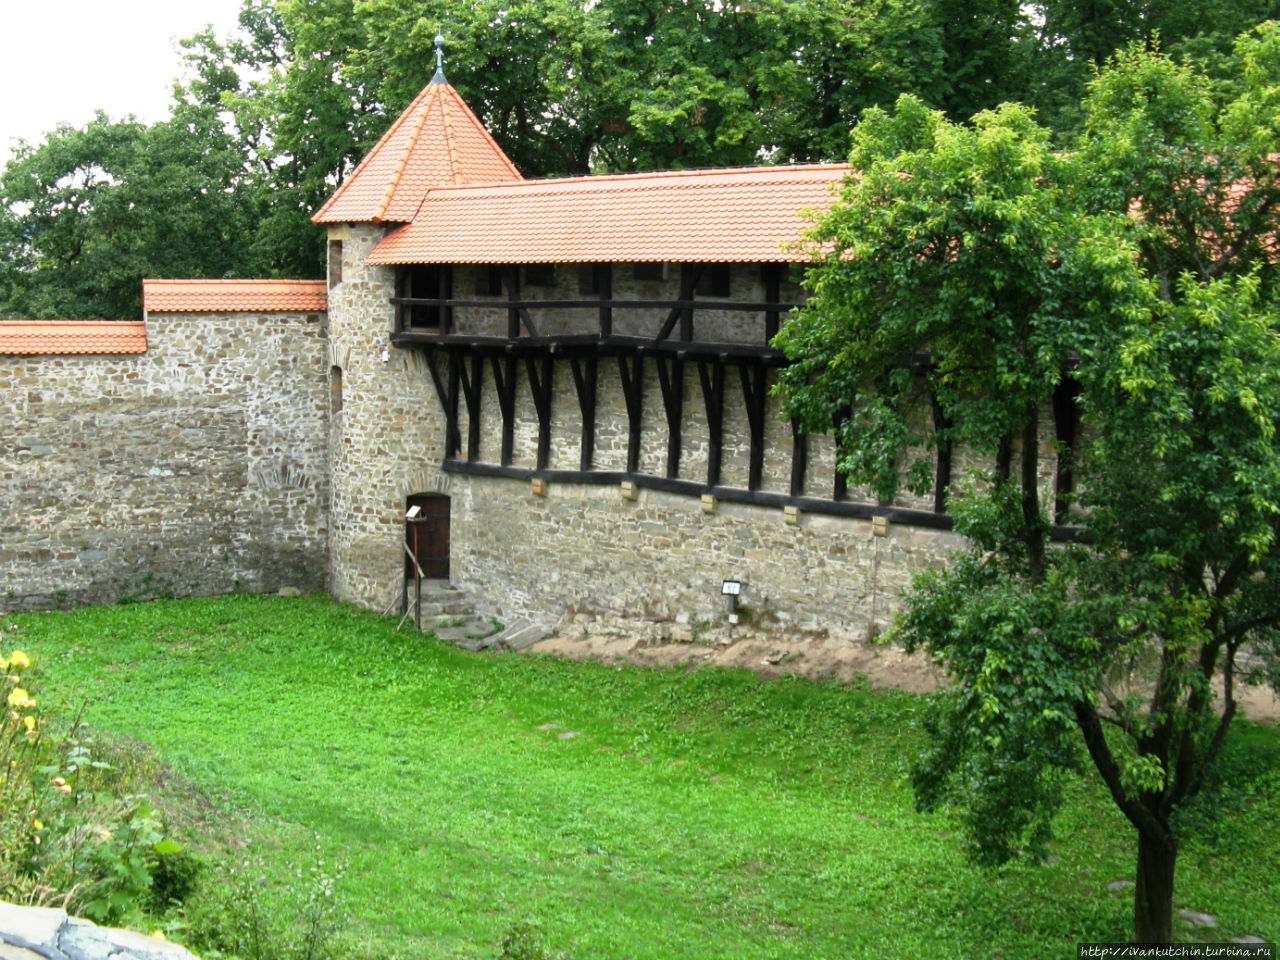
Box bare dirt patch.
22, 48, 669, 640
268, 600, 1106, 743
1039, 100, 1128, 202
528, 631, 1280, 722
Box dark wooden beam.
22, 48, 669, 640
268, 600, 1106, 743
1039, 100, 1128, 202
458, 352, 483, 460
698, 358, 726, 488
570, 354, 598, 471
739, 362, 767, 491
618, 353, 644, 474
680, 263, 697, 341
524, 353, 554, 470
392, 295, 800, 313
832, 405, 851, 501
439, 265, 454, 334
653, 264, 706, 341
490, 355, 517, 466
504, 267, 521, 338
790, 419, 807, 497
655, 355, 684, 478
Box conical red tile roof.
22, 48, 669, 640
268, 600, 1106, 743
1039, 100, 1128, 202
313, 73, 522, 224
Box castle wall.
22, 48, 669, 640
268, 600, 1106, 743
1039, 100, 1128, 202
0, 311, 329, 609
325, 238, 1019, 640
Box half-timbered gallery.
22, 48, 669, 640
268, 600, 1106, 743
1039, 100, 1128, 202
313, 56, 1009, 643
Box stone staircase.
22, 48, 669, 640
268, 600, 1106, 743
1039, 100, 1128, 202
400, 581, 547, 652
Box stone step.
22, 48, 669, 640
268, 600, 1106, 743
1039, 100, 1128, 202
433, 617, 502, 648
488, 618, 548, 651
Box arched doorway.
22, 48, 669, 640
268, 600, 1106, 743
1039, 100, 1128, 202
405, 493, 450, 581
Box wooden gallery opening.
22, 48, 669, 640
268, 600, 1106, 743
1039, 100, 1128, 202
405, 493, 450, 581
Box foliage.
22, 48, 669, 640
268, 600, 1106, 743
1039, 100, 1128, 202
0, 642, 191, 925
0, 104, 267, 320
11, 595, 1279, 957
186, 851, 345, 960
775, 24, 1280, 943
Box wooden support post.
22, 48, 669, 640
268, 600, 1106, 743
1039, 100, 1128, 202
698, 357, 726, 488
656, 355, 684, 479
445, 350, 462, 459
654, 264, 705, 341
525, 353, 554, 471
739, 362, 767, 491
424, 348, 462, 459
439, 264, 454, 334
790, 418, 807, 497
458, 353, 483, 460
619, 353, 644, 474
832, 404, 851, 500
505, 267, 521, 338
491, 355, 517, 466
680, 264, 696, 341
570, 353, 598, 471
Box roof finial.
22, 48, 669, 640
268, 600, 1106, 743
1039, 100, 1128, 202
433, 33, 446, 77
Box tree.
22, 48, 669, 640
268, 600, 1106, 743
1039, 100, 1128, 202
0, 105, 265, 320
774, 24, 1280, 944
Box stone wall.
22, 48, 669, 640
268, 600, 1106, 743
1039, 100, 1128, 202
449, 474, 961, 643
0, 311, 329, 610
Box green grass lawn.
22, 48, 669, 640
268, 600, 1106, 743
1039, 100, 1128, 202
7, 594, 1278, 959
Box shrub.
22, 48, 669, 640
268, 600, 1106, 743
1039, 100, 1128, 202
0, 641, 189, 923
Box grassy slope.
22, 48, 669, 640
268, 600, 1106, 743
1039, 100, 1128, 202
9, 594, 1277, 959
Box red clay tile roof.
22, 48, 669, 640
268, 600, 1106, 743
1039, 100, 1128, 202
142, 279, 327, 313
366, 163, 850, 265
0, 321, 148, 355
313, 75, 523, 225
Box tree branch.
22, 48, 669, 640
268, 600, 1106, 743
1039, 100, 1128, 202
1074, 699, 1168, 841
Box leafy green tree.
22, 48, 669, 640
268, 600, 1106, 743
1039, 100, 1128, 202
0, 105, 264, 320
775, 24, 1279, 943
171, 0, 1041, 275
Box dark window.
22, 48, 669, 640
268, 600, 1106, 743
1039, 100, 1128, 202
328, 240, 343, 288
475, 265, 503, 297
397, 265, 442, 328
695, 263, 731, 298
632, 262, 663, 282
525, 263, 556, 287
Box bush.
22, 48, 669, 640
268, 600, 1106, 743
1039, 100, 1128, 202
0, 640, 189, 923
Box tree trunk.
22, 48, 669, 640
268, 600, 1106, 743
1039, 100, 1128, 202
1133, 831, 1177, 943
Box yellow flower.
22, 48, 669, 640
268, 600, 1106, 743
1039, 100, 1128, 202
33, 820, 43, 831
22, 715, 35, 732
152, 931, 167, 941
7, 650, 29, 669
96, 829, 112, 841
6, 688, 34, 709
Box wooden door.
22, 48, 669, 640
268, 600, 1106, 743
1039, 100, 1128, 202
405, 494, 450, 580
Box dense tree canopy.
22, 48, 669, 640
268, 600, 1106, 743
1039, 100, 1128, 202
6, 0, 1276, 313
775, 23, 1280, 943
0, 104, 263, 320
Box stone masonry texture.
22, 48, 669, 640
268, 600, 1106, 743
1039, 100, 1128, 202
0, 311, 329, 610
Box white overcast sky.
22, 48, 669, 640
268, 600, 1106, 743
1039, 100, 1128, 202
0, 0, 248, 165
